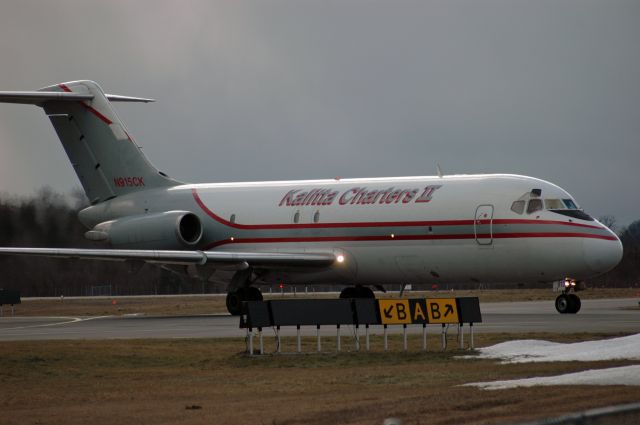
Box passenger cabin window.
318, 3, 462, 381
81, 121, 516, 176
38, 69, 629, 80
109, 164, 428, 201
230, 214, 236, 224
313, 211, 320, 223
293, 211, 300, 224
527, 199, 543, 214
510, 200, 525, 214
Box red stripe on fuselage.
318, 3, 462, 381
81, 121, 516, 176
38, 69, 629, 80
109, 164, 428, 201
192, 188, 603, 231
203, 232, 617, 249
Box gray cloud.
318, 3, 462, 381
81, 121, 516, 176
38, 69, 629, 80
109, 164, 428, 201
0, 0, 638, 225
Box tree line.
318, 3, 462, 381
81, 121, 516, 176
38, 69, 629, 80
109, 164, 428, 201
0, 188, 638, 296
591, 216, 640, 288
0, 188, 185, 296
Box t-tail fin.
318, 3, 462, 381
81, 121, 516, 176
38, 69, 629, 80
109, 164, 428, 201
0, 80, 181, 204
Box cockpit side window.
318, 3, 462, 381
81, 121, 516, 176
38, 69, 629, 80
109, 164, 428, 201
526, 199, 543, 214
510, 200, 525, 214
563, 199, 578, 209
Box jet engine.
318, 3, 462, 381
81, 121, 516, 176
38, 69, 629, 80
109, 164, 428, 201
84, 211, 203, 249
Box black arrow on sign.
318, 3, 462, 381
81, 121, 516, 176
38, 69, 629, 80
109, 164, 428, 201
383, 305, 394, 319
444, 304, 454, 317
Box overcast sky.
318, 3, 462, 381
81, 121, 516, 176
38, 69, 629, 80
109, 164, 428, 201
0, 0, 638, 226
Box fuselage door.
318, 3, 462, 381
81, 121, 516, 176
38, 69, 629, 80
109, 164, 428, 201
474, 204, 494, 245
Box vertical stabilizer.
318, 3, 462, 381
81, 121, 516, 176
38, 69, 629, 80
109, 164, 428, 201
17, 80, 180, 204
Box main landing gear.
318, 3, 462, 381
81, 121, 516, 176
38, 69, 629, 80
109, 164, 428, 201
554, 278, 582, 314
226, 286, 263, 316
226, 268, 263, 316
339, 285, 375, 299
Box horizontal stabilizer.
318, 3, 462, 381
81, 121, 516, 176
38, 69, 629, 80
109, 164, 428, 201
104, 94, 155, 103
0, 91, 93, 105
0, 91, 154, 105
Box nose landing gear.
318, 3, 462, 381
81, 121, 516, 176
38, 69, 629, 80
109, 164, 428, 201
555, 278, 583, 314
555, 293, 581, 314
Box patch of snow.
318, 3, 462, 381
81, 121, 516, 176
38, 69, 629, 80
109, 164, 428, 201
466, 365, 640, 390
465, 333, 640, 363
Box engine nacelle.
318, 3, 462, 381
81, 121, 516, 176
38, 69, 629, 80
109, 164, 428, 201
85, 211, 203, 249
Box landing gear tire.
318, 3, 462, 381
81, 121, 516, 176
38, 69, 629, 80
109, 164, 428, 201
226, 287, 264, 316
239, 286, 262, 301
555, 293, 581, 314
568, 293, 581, 313
339, 287, 356, 299
339, 286, 375, 299
226, 291, 243, 316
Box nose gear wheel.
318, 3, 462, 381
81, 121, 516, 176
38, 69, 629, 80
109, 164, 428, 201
555, 293, 581, 314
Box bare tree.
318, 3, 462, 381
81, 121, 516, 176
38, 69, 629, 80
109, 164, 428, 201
598, 215, 617, 232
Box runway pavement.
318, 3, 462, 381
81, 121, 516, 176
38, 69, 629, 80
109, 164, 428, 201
0, 298, 637, 341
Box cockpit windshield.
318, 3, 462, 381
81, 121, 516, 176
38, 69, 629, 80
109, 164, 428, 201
510, 193, 593, 221
544, 199, 564, 210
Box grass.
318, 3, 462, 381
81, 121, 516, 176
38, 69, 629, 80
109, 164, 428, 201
0, 332, 639, 425
11, 287, 640, 317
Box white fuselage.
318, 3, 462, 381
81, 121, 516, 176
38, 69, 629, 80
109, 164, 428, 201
79, 173, 622, 287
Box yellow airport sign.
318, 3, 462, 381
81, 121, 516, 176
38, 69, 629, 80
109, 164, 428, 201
378, 299, 412, 324
426, 298, 459, 323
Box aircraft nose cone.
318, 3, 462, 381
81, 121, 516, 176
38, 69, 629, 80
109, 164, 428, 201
583, 230, 623, 274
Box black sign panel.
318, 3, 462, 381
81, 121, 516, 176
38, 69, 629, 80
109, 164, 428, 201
456, 297, 482, 323
409, 299, 429, 324
0, 290, 20, 305
353, 299, 379, 325
242, 300, 272, 328
270, 299, 354, 326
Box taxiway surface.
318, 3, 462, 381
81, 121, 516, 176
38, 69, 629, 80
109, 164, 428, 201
0, 298, 637, 341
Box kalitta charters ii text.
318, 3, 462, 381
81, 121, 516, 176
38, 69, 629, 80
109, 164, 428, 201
278, 185, 442, 207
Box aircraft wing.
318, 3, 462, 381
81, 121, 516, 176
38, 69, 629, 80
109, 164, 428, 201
0, 247, 336, 269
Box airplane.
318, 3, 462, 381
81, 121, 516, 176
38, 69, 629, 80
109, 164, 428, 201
0, 80, 623, 315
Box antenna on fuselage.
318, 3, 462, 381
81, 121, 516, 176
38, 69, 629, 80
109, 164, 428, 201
436, 163, 443, 178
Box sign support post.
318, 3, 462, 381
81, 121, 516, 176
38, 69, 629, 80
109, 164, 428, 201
365, 325, 370, 351
403, 324, 408, 351
383, 324, 388, 351
422, 323, 427, 351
